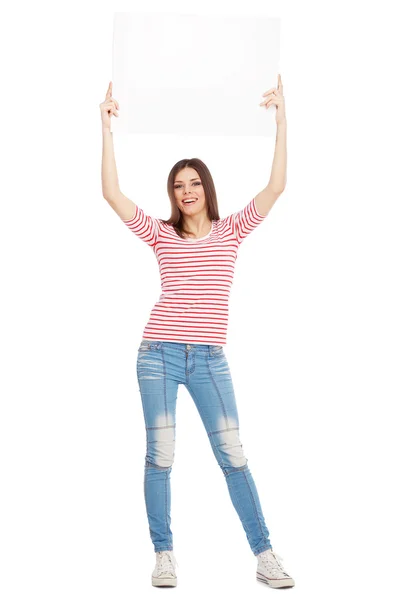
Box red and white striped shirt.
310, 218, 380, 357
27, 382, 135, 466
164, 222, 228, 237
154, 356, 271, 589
122, 196, 267, 345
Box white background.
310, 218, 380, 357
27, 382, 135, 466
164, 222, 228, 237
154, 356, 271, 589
1, 1, 399, 599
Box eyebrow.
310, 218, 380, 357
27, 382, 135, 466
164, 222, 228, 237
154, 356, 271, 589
174, 178, 200, 183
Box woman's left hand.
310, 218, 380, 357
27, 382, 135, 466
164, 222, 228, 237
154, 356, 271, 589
259, 74, 286, 125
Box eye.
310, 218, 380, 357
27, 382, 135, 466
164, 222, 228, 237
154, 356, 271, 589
174, 181, 202, 189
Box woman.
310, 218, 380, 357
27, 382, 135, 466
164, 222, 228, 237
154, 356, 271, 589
100, 76, 294, 589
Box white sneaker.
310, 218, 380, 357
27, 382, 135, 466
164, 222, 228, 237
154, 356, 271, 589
256, 549, 295, 588
152, 550, 179, 587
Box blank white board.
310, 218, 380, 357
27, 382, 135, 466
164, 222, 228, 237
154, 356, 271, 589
111, 12, 280, 136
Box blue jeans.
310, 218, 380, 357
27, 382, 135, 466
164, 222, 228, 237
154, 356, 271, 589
136, 340, 272, 556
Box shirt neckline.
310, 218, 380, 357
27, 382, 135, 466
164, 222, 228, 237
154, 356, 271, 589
182, 220, 214, 242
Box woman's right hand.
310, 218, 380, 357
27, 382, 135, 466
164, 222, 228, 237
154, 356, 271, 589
99, 81, 120, 130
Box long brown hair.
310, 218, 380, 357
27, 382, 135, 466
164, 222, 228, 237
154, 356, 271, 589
160, 158, 221, 239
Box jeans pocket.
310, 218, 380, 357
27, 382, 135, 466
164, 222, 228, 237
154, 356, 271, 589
138, 343, 150, 353
210, 345, 224, 356
138, 341, 163, 353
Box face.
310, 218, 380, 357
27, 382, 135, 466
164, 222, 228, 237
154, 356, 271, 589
173, 167, 207, 216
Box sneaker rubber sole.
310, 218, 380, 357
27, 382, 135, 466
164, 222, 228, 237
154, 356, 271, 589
152, 574, 177, 587
256, 571, 295, 588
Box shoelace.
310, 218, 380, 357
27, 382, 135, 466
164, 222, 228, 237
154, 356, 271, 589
258, 550, 288, 577
156, 551, 179, 575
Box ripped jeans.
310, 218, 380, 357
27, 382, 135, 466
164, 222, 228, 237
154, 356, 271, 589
136, 340, 272, 556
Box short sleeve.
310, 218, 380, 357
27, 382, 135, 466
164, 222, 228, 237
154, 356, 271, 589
121, 203, 160, 247
227, 197, 268, 244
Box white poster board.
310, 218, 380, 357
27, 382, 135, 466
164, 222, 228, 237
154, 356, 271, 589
111, 12, 280, 136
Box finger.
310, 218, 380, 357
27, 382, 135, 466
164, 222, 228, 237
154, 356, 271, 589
107, 98, 119, 116
260, 97, 279, 107
262, 87, 277, 96
270, 98, 281, 107
111, 97, 120, 110
106, 84, 119, 109
105, 98, 119, 110
260, 91, 276, 103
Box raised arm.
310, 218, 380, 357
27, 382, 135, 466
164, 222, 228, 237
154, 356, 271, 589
100, 81, 136, 221
101, 128, 136, 221
255, 74, 287, 216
